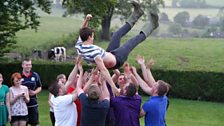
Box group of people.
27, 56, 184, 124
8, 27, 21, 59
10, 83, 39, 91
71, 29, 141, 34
0, 1, 171, 126
48, 1, 171, 126
0, 58, 42, 126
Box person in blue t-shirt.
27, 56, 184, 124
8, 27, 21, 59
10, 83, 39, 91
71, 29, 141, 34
131, 56, 171, 126
21, 58, 42, 126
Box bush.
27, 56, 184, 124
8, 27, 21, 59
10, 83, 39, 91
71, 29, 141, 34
174, 11, 190, 27
168, 23, 182, 35
192, 15, 209, 29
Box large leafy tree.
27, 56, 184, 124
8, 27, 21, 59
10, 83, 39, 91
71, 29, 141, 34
0, 0, 51, 57
62, 0, 164, 40
174, 11, 190, 27
192, 15, 209, 29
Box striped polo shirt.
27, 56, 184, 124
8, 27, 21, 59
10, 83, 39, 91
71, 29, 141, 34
75, 37, 106, 63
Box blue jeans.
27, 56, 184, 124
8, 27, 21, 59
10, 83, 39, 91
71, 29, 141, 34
106, 23, 146, 69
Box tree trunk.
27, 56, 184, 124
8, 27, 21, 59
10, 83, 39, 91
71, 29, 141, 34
100, 7, 114, 41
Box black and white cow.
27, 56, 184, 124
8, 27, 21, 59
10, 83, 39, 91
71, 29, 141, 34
48, 47, 66, 61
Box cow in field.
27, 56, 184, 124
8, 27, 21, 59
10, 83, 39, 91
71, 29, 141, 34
48, 47, 66, 61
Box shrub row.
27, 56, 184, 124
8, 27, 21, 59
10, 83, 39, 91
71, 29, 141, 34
0, 63, 223, 102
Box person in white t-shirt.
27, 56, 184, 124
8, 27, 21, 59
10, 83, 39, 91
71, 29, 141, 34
49, 81, 78, 126
49, 58, 81, 126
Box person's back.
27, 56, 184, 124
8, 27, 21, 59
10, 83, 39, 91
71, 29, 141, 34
143, 96, 168, 126
111, 94, 141, 126
79, 93, 109, 126
51, 95, 77, 126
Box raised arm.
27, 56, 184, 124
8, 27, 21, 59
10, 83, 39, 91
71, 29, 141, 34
145, 58, 156, 87
95, 56, 119, 95
76, 62, 84, 96
81, 14, 92, 28
123, 62, 138, 86
65, 57, 81, 90
136, 55, 155, 87
131, 66, 152, 95
99, 72, 110, 101
83, 68, 97, 92
112, 69, 120, 83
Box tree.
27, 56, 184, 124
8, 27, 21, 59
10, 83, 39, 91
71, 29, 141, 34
174, 11, 190, 27
217, 7, 224, 31
160, 12, 169, 22
0, 0, 51, 57
172, 0, 179, 8
179, 0, 196, 8
62, 0, 164, 40
219, 17, 224, 31
168, 22, 182, 35
217, 7, 224, 18
192, 15, 209, 29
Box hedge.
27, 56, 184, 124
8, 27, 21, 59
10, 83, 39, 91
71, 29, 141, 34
0, 63, 223, 102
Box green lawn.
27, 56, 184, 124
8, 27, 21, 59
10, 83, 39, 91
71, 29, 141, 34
97, 38, 224, 73
15, 16, 82, 52
29, 90, 224, 126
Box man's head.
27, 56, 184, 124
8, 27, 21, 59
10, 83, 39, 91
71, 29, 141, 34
79, 27, 94, 42
56, 74, 66, 85
152, 80, 170, 96
87, 84, 100, 101
49, 82, 67, 97
118, 74, 127, 87
22, 58, 32, 73
123, 83, 137, 97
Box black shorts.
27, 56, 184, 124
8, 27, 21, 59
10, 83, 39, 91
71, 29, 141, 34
27, 107, 39, 125
11, 115, 28, 123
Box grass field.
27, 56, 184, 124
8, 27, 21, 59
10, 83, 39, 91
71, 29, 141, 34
97, 38, 224, 73
26, 90, 224, 126
14, 14, 224, 73
15, 16, 82, 53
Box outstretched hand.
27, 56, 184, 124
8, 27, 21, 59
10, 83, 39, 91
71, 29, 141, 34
146, 58, 155, 69
123, 62, 131, 76
86, 14, 92, 21
135, 55, 145, 65
113, 69, 120, 76
130, 66, 137, 74
75, 56, 82, 65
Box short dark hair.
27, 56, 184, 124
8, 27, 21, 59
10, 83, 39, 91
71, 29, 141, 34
126, 83, 137, 97
87, 84, 100, 101
157, 80, 169, 96
79, 27, 94, 41
49, 81, 60, 97
22, 57, 32, 62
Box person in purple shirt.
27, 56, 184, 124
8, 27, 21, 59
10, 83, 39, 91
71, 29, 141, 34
108, 63, 141, 126
110, 82, 142, 126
